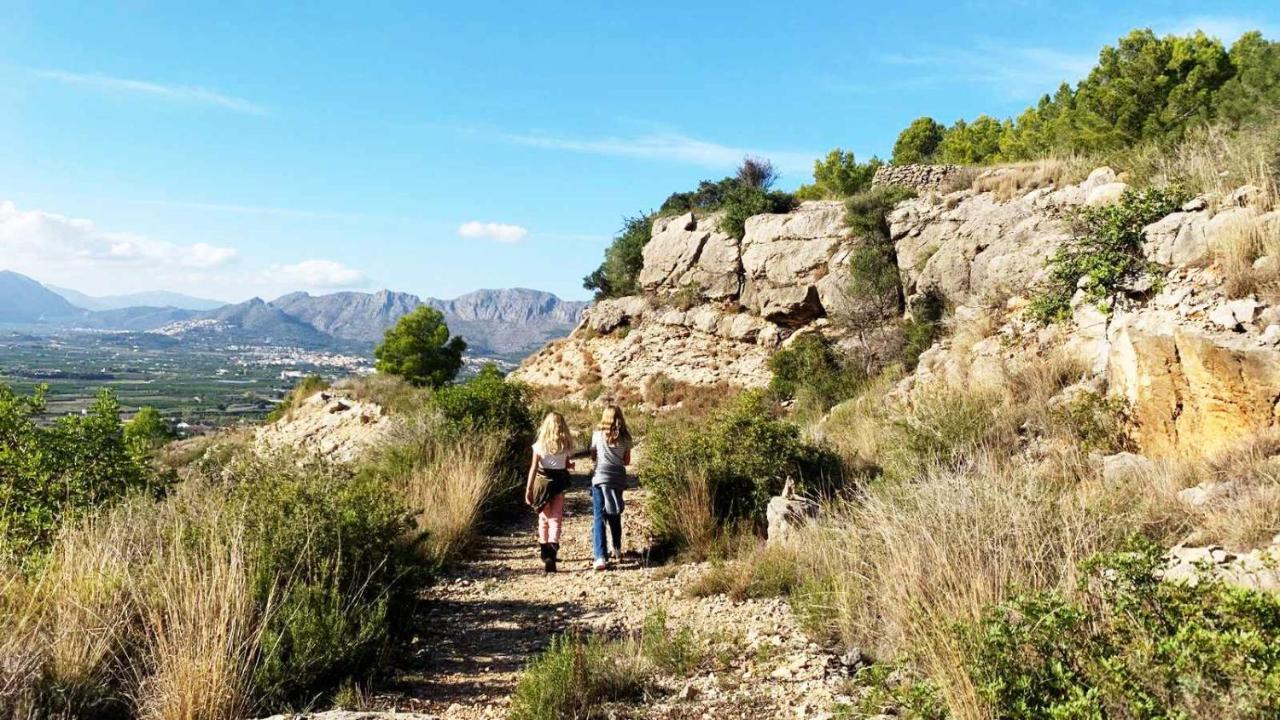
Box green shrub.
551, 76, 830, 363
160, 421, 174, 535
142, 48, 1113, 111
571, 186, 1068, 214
0, 385, 159, 561
892, 117, 947, 165
509, 633, 648, 720
844, 663, 949, 720
640, 609, 700, 677
1028, 186, 1186, 324
795, 149, 882, 200
901, 291, 944, 370
583, 213, 653, 300
642, 391, 842, 547
768, 334, 866, 416
232, 458, 419, 706
374, 306, 467, 388
431, 363, 535, 479
718, 185, 797, 240
969, 539, 1280, 719
845, 185, 916, 241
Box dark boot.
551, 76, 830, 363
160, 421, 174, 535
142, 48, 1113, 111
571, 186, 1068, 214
538, 543, 551, 563
545, 543, 559, 573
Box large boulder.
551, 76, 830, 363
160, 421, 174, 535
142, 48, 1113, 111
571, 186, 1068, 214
639, 212, 741, 301
740, 202, 850, 326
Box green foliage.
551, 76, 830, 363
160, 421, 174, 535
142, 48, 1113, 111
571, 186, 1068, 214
844, 185, 917, 242
844, 663, 949, 720
640, 609, 700, 677
233, 459, 419, 706
935, 115, 1007, 164
718, 184, 797, 241
0, 384, 158, 560
1028, 186, 1187, 324
768, 334, 866, 416
892, 117, 947, 165
901, 291, 944, 370
431, 363, 535, 478
969, 539, 1280, 719
658, 177, 743, 216
1051, 391, 1131, 454
796, 149, 882, 200
893, 28, 1280, 165
509, 633, 648, 720
123, 406, 174, 456
374, 306, 466, 388
582, 213, 653, 300
642, 391, 842, 546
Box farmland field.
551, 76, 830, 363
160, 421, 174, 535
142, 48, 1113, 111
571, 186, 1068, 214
0, 330, 372, 429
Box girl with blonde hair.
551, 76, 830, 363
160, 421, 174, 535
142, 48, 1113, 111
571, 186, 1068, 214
588, 405, 632, 570
525, 412, 575, 572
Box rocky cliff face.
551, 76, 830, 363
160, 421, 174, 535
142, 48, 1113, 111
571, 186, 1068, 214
515, 201, 899, 399
517, 166, 1280, 458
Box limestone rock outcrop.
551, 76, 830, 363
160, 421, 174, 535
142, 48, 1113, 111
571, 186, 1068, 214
254, 390, 391, 463
515, 201, 898, 401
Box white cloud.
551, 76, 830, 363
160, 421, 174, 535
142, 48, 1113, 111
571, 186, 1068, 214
271, 259, 367, 288
0, 201, 238, 273
495, 130, 817, 175
0, 199, 378, 299
34, 69, 269, 116
457, 220, 529, 244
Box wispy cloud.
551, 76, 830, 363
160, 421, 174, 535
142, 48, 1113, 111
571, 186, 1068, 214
881, 42, 1096, 100
1157, 15, 1278, 41
34, 69, 269, 116
493, 130, 817, 175
457, 220, 529, 244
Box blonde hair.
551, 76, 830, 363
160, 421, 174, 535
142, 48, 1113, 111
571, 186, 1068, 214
535, 412, 574, 455
597, 405, 631, 447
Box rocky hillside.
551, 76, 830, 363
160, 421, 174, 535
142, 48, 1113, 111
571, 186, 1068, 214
515, 165, 1280, 457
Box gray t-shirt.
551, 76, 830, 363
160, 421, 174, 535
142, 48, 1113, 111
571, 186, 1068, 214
591, 430, 629, 487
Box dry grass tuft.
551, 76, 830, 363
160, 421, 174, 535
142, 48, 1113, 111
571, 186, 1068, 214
1211, 211, 1280, 300
132, 509, 261, 720
394, 431, 506, 566
970, 158, 1090, 201
1124, 119, 1279, 209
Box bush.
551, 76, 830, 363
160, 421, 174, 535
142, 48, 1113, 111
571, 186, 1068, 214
582, 213, 653, 300
509, 633, 649, 720
0, 385, 159, 561
374, 306, 467, 388
1028, 186, 1186, 324
642, 391, 842, 550
795, 149, 882, 200
845, 185, 916, 241
768, 334, 866, 417
230, 457, 419, 706
969, 540, 1280, 719
718, 184, 797, 240
430, 363, 535, 480
686, 543, 802, 601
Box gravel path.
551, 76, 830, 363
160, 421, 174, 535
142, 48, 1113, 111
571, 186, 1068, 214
364, 472, 854, 719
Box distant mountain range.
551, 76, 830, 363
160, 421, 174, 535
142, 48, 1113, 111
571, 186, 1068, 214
47, 285, 227, 311
0, 271, 589, 360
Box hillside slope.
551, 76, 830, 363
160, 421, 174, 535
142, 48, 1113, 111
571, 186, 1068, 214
0, 271, 83, 322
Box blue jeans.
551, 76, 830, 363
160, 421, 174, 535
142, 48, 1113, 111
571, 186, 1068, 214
591, 485, 623, 561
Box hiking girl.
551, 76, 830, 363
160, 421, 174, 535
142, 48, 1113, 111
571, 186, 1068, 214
525, 411, 575, 572
588, 405, 631, 570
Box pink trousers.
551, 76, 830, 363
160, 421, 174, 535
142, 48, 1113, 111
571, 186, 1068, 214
538, 493, 565, 544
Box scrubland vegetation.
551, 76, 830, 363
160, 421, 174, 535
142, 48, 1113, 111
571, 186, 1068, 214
0, 339, 533, 718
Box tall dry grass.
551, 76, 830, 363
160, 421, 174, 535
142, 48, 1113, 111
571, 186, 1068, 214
392, 429, 507, 566
969, 158, 1094, 200
131, 509, 261, 720
1123, 119, 1279, 208
0, 488, 268, 720
1211, 211, 1280, 300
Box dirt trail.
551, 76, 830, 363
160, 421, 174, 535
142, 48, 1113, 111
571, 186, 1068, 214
368, 473, 851, 719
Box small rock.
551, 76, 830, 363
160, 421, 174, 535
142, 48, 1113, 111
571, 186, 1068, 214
1102, 452, 1155, 483
1182, 196, 1209, 212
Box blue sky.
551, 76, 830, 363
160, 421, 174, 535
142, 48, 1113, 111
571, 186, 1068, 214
0, 2, 1276, 302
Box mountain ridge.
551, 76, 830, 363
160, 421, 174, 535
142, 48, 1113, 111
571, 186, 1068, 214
0, 271, 587, 360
